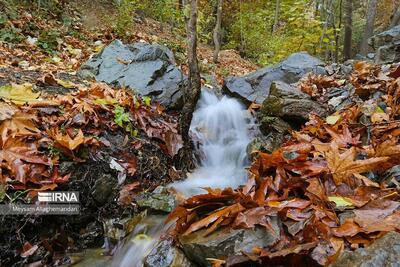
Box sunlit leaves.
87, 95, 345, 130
0, 83, 41, 105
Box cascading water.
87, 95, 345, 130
112, 89, 254, 266
170, 89, 253, 196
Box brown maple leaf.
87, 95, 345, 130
0, 111, 40, 146
324, 125, 360, 147
0, 137, 52, 184
47, 128, 93, 150
183, 203, 245, 235
325, 142, 389, 185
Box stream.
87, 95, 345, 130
111, 89, 254, 266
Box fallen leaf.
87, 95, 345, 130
56, 79, 77, 89
0, 102, 17, 121
326, 115, 341, 125
21, 242, 38, 258
47, 128, 87, 150
0, 83, 41, 105
183, 203, 245, 235
0, 112, 40, 145
0, 138, 52, 184
325, 142, 389, 185
328, 196, 355, 209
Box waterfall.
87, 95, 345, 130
112, 89, 254, 266
170, 89, 252, 196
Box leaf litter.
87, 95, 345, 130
0, 81, 183, 189
168, 62, 400, 266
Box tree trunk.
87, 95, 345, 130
179, 0, 201, 170
390, 6, 400, 28
360, 0, 378, 56
343, 0, 353, 60
273, 0, 280, 34
213, 0, 223, 63
335, 0, 343, 63
178, 0, 182, 9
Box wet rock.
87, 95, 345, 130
135, 186, 176, 213
65, 248, 112, 267
91, 173, 117, 205
144, 239, 195, 267
382, 165, 400, 187
247, 137, 269, 156
103, 212, 147, 244
247, 133, 285, 156
261, 81, 327, 125
369, 25, 400, 64
259, 115, 291, 136
247, 117, 291, 156
325, 62, 353, 76
180, 218, 280, 266
79, 40, 186, 108
223, 52, 325, 104
332, 232, 400, 267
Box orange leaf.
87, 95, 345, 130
183, 203, 245, 235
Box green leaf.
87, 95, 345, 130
142, 96, 151, 107
114, 105, 130, 127
375, 106, 385, 113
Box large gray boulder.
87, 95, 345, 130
332, 232, 400, 267
180, 218, 280, 266
79, 40, 185, 108
369, 25, 400, 64
223, 52, 325, 104
261, 81, 327, 125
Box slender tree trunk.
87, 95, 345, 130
360, 0, 378, 56
390, 6, 400, 28
178, 0, 184, 9
179, 0, 201, 170
273, 0, 280, 34
343, 0, 353, 60
335, 0, 343, 63
213, 0, 223, 63
315, 0, 320, 18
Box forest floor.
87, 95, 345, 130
0, 1, 257, 265
2, 1, 400, 267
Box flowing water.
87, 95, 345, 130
112, 89, 254, 266
170, 89, 252, 196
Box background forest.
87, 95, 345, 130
1, 0, 399, 66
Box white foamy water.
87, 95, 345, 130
112, 89, 253, 266
170, 89, 253, 196
111, 215, 170, 267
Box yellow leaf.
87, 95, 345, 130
0, 83, 41, 105
328, 196, 354, 208
326, 115, 341, 125
371, 112, 389, 123
56, 79, 77, 89
93, 98, 117, 105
